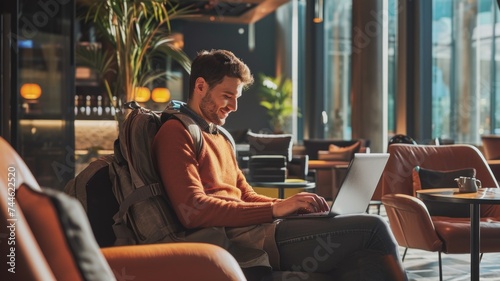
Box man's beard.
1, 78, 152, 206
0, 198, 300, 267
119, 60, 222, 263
200, 91, 225, 126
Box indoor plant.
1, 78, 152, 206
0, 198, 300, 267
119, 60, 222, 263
257, 73, 297, 133
76, 0, 192, 120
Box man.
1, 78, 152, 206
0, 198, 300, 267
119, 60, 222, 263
152, 49, 408, 280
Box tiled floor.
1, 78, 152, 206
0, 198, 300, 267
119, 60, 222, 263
402, 247, 500, 281
367, 205, 500, 281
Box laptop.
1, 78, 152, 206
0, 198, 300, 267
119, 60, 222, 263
281, 153, 390, 219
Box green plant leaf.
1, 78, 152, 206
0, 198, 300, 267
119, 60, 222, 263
256, 73, 298, 132
79, 0, 192, 104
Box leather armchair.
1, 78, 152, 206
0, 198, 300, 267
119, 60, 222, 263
0, 137, 246, 281
379, 144, 500, 281
481, 135, 500, 160
481, 135, 500, 182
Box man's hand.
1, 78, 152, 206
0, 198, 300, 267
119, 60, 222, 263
272, 192, 329, 218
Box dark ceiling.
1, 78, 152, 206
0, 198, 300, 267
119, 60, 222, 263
76, 1, 289, 24
175, 0, 289, 24
177, 1, 258, 17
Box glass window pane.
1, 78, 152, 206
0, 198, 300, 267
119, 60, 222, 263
432, 0, 498, 144
323, 0, 397, 139
18, 0, 75, 189
323, 0, 352, 139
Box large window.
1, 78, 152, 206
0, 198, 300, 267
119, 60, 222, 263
320, 0, 499, 144
323, 0, 352, 139
322, 0, 398, 140
432, 0, 500, 144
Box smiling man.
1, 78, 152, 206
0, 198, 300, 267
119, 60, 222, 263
152, 49, 407, 281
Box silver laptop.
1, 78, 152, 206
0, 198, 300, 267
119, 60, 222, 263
282, 153, 390, 219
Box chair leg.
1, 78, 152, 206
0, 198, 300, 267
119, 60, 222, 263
438, 251, 443, 281
402, 247, 408, 261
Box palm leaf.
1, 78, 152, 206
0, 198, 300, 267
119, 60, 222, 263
78, 0, 192, 105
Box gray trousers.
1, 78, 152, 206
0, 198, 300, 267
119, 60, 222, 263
275, 214, 408, 281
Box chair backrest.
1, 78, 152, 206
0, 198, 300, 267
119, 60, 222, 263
303, 139, 370, 160
481, 135, 500, 160
378, 144, 499, 196
85, 163, 119, 247
0, 138, 56, 281
247, 131, 293, 161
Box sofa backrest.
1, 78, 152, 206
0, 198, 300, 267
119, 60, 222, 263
378, 143, 498, 196
481, 135, 500, 160
303, 139, 370, 160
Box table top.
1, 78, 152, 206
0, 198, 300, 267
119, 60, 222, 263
487, 159, 500, 165
250, 179, 316, 188
308, 160, 349, 169
416, 188, 500, 205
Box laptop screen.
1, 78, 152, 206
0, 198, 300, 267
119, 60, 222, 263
330, 153, 389, 215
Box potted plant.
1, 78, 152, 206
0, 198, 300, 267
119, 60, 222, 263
76, 0, 192, 121
257, 73, 297, 133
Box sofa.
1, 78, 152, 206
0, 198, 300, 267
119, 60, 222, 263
0, 137, 246, 281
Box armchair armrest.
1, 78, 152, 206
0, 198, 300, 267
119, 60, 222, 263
382, 194, 443, 252
101, 243, 246, 281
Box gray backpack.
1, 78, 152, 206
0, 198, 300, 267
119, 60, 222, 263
65, 100, 235, 246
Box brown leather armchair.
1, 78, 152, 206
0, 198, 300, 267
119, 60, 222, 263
379, 144, 500, 281
481, 135, 500, 160
481, 135, 500, 182
0, 137, 246, 281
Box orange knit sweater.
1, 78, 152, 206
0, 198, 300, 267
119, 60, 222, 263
152, 119, 278, 229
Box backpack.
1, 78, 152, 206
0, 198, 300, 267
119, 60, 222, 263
65, 100, 235, 246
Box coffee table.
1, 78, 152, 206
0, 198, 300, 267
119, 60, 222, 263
250, 179, 316, 199
416, 188, 500, 281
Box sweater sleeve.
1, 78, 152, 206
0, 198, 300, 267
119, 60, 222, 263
152, 120, 275, 229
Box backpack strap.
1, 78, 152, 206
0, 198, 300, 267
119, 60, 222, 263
168, 112, 203, 157
112, 182, 166, 245
161, 100, 236, 157
217, 125, 236, 156
161, 101, 204, 158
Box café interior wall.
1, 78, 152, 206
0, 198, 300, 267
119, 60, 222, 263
173, 14, 279, 136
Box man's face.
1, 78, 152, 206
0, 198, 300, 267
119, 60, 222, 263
199, 76, 243, 126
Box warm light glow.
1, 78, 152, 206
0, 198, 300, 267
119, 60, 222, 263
169, 33, 184, 50
313, 17, 323, 23
313, 0, 323, 23
151, 88, 171, 103
135, 87, 151, 102
76, 67, 92, 79
20, 83, 42, 100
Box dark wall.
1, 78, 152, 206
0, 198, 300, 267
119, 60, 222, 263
172, 14, 279, 136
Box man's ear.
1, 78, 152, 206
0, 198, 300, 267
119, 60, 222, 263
195, 77, 207, 94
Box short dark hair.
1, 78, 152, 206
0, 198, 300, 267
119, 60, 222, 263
188, 49, 254, 98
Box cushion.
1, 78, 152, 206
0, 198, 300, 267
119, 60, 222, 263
413, 166, 476, 217
247, 131, 293, 161
317, 141, 361, 161
17, 184, 115, 281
